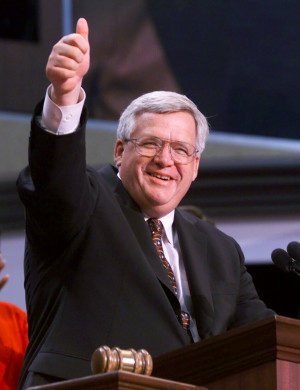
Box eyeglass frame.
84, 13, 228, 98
123, 136, 199, 164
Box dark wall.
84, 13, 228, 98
0, 0, 62, 114
148, 0, 299, 139
1, 0, 299, 140
0, 0, 38, 42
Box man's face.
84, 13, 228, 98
114, 111, 200, 218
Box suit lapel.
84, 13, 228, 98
100, 165, 179, 300
174, 209, 214, 339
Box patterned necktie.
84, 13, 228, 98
147, 218, 190, 332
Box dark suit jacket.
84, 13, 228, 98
17, 102, 274, 388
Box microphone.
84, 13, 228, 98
287, 241, 300, 262
271, 248, 300, 276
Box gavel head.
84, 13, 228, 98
91, 345, 153, 376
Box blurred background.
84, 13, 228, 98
0, 0, 299, 317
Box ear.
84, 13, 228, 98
192, 156, 200, 181
114, 139, 125, 167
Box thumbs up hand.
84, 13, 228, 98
46, 18, 90, 106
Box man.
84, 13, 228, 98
17, 18, 274, 389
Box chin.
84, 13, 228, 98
147, 195, 173, 207
145, 199, 176, 216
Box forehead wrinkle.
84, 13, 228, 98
133, 112, 197, 145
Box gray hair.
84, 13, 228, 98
116, 91, 209, 155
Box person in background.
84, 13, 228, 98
17, 18, 275, 389
0, 255, 9, 290
0, 255, 28, 390
179, 205, 215, 225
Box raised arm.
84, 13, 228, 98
17, 19, 94, 245
46, 18, 90, 106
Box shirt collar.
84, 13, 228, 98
145, 210, 174, 246
160, 211, 175, 246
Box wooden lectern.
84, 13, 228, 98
27, 315, 300, 390
153, 315, 300, 390
27, 370, 207, 389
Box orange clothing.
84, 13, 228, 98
0, 302, 28, 390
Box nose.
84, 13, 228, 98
154, 143, 174, 166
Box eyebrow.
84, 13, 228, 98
139, 135, 194, 145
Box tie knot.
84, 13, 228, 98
147, 218, 163, 238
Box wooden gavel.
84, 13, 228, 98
91, 345, 153, 376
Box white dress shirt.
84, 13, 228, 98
41, 86, 200, 342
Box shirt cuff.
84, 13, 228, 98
41, 85, 86, 135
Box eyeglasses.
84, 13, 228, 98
125, 136, 198, 164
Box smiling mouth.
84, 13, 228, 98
149, 173, 171, 181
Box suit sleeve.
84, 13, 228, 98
16, 101, 97, 249
230, 240, 275, 328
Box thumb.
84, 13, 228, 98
76, 18, 89, 41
